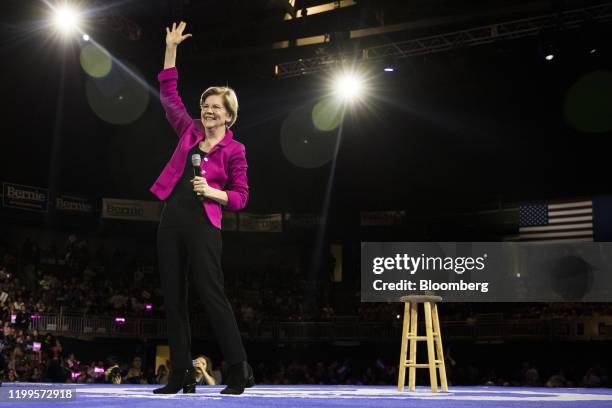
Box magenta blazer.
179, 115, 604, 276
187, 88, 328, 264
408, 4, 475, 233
150, 67, 249, 229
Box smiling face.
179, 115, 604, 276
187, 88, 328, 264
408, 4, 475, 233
200, 94, 232, 130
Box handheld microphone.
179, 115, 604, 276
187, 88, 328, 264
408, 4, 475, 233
191, 154, 205, 202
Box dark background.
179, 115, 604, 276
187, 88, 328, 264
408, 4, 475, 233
1, 0, 611, 221
1, 0, 612, 388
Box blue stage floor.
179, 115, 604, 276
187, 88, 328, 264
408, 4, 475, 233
2, 382, 612, 407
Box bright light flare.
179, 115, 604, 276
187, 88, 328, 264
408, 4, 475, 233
334, 73, 363, 101
53, 5, 80, 34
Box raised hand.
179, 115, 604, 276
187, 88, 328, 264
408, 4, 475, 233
165, 21, 192, 48
193, 360, 205, 373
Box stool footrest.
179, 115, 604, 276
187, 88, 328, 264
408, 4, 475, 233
407, 363, 442, 368
406, 334, 439, 340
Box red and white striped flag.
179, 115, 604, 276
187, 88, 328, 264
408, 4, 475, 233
516, 200, 593, 243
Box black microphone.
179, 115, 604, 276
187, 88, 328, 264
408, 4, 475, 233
191, 154, 205, 202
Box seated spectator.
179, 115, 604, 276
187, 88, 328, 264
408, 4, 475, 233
583, 367, 602, 388
546, 371, 569, 388
75, 365, 94, 384
193, 355, 221, 385
156, 364, 169, 385
524, 364, 540, 387
104, 356, 122, 384
123, 356, 146, 384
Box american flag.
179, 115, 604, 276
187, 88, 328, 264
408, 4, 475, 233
517, 200, 593, 243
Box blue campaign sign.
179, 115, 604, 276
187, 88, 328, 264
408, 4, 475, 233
2, 182, 49, 213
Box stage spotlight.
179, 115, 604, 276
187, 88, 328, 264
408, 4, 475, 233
382, 56, 396, 72
53, 5, 80, 34
538, 32, 558, 63
82, 34, 90, 41
590, 48, 597, 54
334, 73, 363, 100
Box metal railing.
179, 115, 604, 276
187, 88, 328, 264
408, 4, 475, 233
276, 2, 612, 78
29, 314, 612, 342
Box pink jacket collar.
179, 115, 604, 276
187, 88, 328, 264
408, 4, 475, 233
192, 119, 233, 147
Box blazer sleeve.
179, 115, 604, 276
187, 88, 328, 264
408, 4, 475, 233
157, 67, 193, 138
225, 144, 249, 212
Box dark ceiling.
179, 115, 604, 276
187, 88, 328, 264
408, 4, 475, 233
1, 0, 611, 221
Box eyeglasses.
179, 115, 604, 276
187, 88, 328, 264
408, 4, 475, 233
201, 104, 225, 112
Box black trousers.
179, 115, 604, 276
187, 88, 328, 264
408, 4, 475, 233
157, 216, 246, 371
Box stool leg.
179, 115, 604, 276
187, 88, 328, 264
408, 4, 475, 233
424, 302, 438, 392
408, 301, 418, 391
397, 302, 410, 392
432, 303, 448, 392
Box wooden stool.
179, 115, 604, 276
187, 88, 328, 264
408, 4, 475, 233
397, 295, 448, 392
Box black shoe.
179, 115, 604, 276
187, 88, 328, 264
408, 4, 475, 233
153, 367, 196, 394
246, 363, 255, 388
220, 361, 255, 395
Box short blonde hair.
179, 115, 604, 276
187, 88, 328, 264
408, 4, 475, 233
200, 86, 239, 128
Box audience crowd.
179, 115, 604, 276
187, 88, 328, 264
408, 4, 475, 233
0, 235, 610, 387
1, 319, 608, 387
